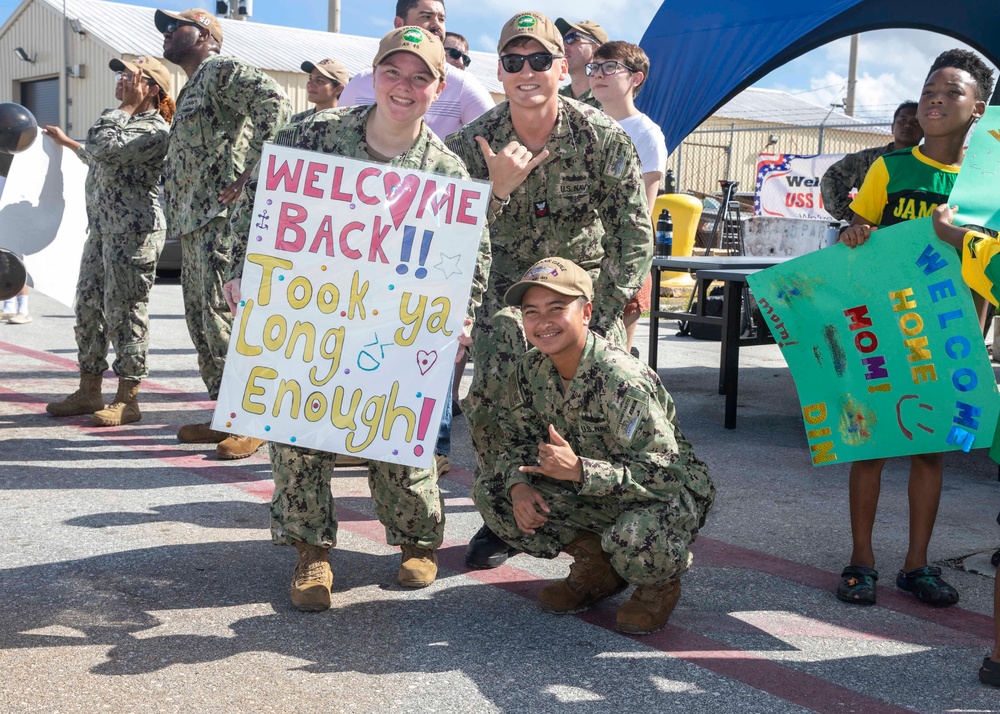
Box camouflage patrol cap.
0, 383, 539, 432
505, 257, 594, 306
301, 58, 351, 87
155, 8, 223, 44
498, 12, 564, 55
554, 18, 609, 44
373, 26, 446, 80
109, 56, 172, 94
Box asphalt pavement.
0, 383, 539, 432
2, 277, 1000, 713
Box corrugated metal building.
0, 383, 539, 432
0, 0, 503, 136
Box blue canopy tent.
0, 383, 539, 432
637, 0, 1000, 153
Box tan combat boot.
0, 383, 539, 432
46, 371, 104, 416
92, 378, 141, 426
177, 421, 227, 443
217, 434, 267, 460
398, 544, 438, 588
290, 541, 333, 612
537, 531, 627, 614
616, 580, 682, 635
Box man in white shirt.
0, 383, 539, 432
339, 0, 495, 139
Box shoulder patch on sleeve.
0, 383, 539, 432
615, 388, 648, 443
503, 369, 527, 411
603, 136, 630, 179
274, 125, 298, 148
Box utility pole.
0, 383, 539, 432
845, 34, 859, 117
328, 0, 340, 32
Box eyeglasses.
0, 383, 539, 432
564, 32, 598, 46
161, 18, 202, 34
114, 71, 156, 86
445, 47, 471, 68
585, 60, 636, 77
500, 52, 562, 73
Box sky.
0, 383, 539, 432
8, 0, 997, 123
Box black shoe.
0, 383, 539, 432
629, 347, 641, 359
465, 524, 518, 569
452, 399, 463, 417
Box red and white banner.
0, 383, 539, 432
754, 153, 844, 220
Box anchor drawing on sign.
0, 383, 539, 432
255, 209, 270, 230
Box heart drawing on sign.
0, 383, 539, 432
384, 172, 421, 230
416, 350, 438, 375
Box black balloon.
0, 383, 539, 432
0, 103, 37, 154
0, 248, 26, 300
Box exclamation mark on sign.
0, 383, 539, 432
415, 229, 434, 279
413, 397, 436, 457
397, 225, 416, 275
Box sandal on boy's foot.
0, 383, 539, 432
895, 565, 959, 607
980, 657, 1000, 687
836, 565, 878, 605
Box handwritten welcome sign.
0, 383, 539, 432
213, 143, 488, 468
747, 217, 999, 466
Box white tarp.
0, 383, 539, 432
0, 130, 89, 307
213, 143, 489, 469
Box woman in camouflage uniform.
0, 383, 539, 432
43, 56, 174, 427
290, 58, 350, 123
225, 27, 489, 612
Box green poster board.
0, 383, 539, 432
747, 217, 999, 466
950, 105, 1000, 232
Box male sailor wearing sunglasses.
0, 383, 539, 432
445, 11, 653, 570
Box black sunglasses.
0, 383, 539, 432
162, 18, 203, 34
445, 47, 471, 68
564, 32, 598, 45
499, 52, 562, 73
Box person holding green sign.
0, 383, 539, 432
224, 26, 490, 613
933, 204, 1000, 688
837, 49, 994, 609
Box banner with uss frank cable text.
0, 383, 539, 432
747, 217, 999, 466
213, 143, 489, 469
755, 152, 843, 220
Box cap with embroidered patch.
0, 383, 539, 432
109, 56, 172, 94
498, 11, 564, 55
554, 18, 608, 44
504, 257, 593, 306
301, 58, 351, 87
155, 8, 223, 44
373, 26, 446, 80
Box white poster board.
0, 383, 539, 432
213, 143, 489, 469
0, 130, 89, 307
754, 153, 844, 220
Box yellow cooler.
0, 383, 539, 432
652, 193, 702, 287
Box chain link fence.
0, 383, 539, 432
669, 121, 892, 199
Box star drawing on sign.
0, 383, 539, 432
433, 253, 463, 279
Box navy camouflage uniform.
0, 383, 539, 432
445, 96, 653, 487
820, 142, 897, 222
229, 105, 491, 550
558, 84, 601, 109
164, 54, 290, 399
473, 332, 715, 585
75, 107, 170, 380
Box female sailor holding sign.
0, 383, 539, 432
224, 27, 489, 612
